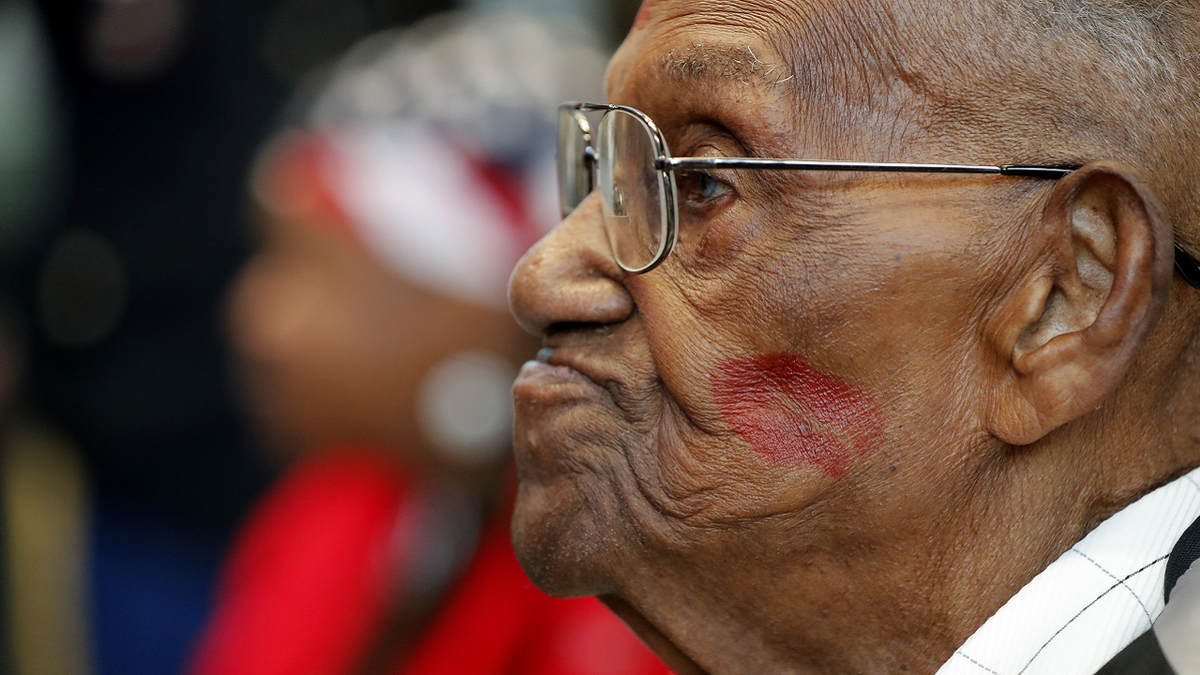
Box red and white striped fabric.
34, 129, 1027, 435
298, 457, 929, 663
252, 121, 555, 311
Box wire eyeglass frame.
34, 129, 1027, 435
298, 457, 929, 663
558, 101, 1200, 287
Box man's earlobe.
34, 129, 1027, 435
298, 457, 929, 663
989, 162, 1175, 446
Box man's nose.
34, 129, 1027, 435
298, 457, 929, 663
508, 193, 634, 336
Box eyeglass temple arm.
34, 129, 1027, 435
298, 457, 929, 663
659, 157, 1075, 178
1176, 246, 1200, 290
658, 157, 1200, 289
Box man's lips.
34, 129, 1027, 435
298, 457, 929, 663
513, 350, 601, 403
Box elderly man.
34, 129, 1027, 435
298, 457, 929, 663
507, 1, 1200, 674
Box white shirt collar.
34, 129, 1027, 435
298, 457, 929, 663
937, 466, 1200, 675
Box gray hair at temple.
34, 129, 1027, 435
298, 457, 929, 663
765, 0, 1200, 249
1000, 0, 1200, 245
1019, 0, 1199, 118
1025, 0, 1193, 66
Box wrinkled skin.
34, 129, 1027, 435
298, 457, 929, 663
508, 1, 1200, 674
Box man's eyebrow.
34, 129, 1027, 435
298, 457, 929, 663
650, 44, 794, 90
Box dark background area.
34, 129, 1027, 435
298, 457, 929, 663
27, 0, 462, 549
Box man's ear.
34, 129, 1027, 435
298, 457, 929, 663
988, 161, 1175, 446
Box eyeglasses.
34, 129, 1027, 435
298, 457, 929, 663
558, 101, 1200, 287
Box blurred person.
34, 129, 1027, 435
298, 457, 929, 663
192, 12, 672, 675
19, 0, 454, 673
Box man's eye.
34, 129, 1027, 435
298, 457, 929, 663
679, 171, 734, 210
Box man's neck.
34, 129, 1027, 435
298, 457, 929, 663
609, 444, 1173, 675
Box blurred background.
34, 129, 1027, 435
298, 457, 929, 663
0, 1, 643, 674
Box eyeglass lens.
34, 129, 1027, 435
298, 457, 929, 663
556, 107, 670, 273
557, 107, 593, 219
596, 110, 666, 272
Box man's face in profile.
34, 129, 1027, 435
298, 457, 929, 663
509, 0, 1188, 672
514, 0, 997, 580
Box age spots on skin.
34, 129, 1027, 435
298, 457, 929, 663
633, 0, 662, 30
712, 353, 884, 477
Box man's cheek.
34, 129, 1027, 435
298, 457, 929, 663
711, 352, 885, 478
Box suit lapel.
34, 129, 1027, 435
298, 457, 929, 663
1165, 514, 1200, 603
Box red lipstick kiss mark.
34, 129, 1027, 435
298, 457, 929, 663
712, 353, 884, 477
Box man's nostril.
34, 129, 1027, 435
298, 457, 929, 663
546, 321, 612, 338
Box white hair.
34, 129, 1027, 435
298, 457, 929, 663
1015, 0, 1200, 151
1025, 1, 1190, 75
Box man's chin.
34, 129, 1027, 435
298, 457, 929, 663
600, 595, 712, 675
510, 477, 617, 598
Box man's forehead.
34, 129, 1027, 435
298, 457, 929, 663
614, 0, 942, 96
609, 1, 791, 92
632, 0, 800, 32
609, 0, 947, 155
626, 0, 918, 52
648, 43, 795, 91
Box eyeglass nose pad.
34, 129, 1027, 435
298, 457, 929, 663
584, 145, 598, 193
559, 146, 599, 220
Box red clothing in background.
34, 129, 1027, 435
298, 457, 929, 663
190, 448, 673, 675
